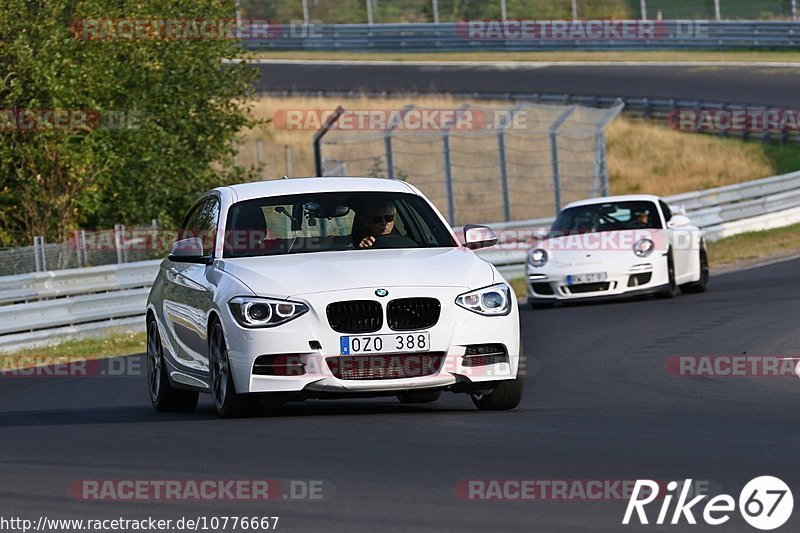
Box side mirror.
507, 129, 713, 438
533, 227, 550, 241
169, 237, 211, 264
667, 214, 690, 229
463, 224, 498, 250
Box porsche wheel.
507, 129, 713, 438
681, 248, 709, 294
655, 250, 677, 299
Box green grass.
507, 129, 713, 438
763, 143, 800, 175
3, 331, 146, 363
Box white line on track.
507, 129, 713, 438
225, 58, 800, 68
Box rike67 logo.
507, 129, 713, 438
623, 477, 793, 530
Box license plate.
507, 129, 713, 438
566, 272, 607, 285
340, 333, 431, 355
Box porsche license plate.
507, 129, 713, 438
340, 333, 431, 355
566, 272, 607, 285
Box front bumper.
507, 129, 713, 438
526, 255, 668, 302
221, 286, 521, 395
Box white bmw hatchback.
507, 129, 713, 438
146, 178, 522, 417
526, 195, 709, 306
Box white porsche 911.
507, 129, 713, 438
146, 177, 522, 417
526, 195, 708, 307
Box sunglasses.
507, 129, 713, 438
370, 214, 395, 224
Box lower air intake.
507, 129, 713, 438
327, 353, 445, 380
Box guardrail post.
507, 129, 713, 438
366, 0, 374, 24
74, 230, 83, 268
33, 236, 46, 272
313, 105, 345, 176
549, 106, 577, 215
793, 0, 798, 22
79, 229, 88, 267
114, 224, 126, 264
640, 0, 647, 19
285, 145, 293, 177
498, 103, 524, 222
256, 139, 264, 167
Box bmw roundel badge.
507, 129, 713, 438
375, 288, 388, 297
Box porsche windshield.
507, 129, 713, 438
550, 201, 662, 235
222, 191, 457, 258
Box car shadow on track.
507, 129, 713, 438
0, 399, 489, 427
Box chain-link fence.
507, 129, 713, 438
316, 101, 623, 226
639, 0, 796, 20
0, 222, 167, 276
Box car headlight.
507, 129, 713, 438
455, 283, 512, 316
228, 296, 309, 328
633, 238, 655, 257
528, 249, 548, 268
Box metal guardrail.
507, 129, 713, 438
0, 261, 161, 353
2, 170, 800, 353
242, 21, 800, 52
478, 169, 800, 277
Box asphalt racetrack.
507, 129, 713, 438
3, 258, 800, 532
254, 61, 800, 106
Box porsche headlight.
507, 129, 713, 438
456, 283, 512, 316
228, 296, 308, 328
633, 238, 655, 258
528, 249, 548, 268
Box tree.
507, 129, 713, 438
0, 0, 261, 247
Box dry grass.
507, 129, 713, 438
240, 95, 781, 200
707, 222, 800, 267
605, 118, 776, 195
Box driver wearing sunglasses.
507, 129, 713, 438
355, 203, 396, 249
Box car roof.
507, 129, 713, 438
563, 194, 662, 210
217, 177, 417, 203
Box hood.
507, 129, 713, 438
218, 247, 495, 298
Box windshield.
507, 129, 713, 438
550, 200, 662, 235
222, 191, 457, 258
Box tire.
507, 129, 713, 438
681, 248, 709, 294
655, 249, 677, 299
397, 390, 442, 404
209, 320, 253, 418
146, 316, 198, 412
471, 377, 524, 411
